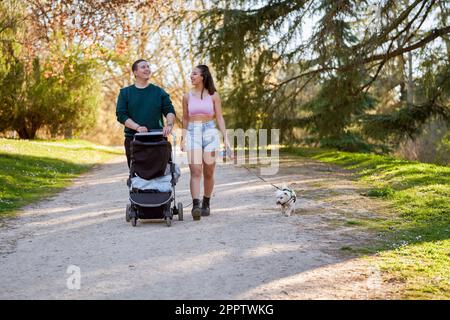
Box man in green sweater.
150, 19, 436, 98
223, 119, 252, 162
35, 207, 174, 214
116, 59, 176, 168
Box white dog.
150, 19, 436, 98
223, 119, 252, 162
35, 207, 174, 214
275, 186, 297, 216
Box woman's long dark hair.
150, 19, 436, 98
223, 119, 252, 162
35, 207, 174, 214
196, 64, 216, 98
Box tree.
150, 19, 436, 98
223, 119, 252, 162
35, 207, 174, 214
195, 0, 450, 151
1, 1, 226, 142
0, 0, 26, 135
0, 0, 112, 139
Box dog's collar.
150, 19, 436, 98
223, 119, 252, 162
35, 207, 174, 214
284, 196, 296, 205
281, 188, 297, 203
281, 188, 296, 205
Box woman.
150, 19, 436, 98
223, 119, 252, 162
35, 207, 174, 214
180, 65, 233, 221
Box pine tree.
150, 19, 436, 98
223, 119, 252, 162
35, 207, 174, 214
196, 0, 450, 151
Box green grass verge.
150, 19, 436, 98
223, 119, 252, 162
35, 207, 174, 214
283, 146, 450, 299
0, 138, 123, 216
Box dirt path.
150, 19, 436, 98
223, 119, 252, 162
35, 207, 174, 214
0, 153, 396, 299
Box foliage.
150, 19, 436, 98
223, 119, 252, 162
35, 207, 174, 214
196, 0, 450, 152
0, 51, 100, 139
363, 57, 450, 145
2, 0, 449, 154
12, 0, 206, 144
0, 1, 102, 139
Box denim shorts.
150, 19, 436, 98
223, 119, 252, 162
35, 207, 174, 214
186, 120, 220, 152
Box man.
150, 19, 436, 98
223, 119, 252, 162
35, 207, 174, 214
116, 59, 176, 168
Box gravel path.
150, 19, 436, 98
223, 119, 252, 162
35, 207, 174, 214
0, 153, 393, 299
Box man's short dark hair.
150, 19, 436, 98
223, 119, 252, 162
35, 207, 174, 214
132, 59, 147, 72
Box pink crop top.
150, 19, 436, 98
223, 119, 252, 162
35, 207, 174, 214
188, 91, 215, 116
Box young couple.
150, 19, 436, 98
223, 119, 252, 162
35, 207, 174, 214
116, 59, 233, 221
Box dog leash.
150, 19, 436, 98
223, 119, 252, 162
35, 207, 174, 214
242, 166, 283, 191
181, 166, 293, 208
243, 165, 297, 204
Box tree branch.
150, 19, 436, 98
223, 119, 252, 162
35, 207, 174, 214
364, 26, 450, 64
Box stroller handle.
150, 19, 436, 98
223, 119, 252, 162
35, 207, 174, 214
135, 130, 164, 136
134, 130, 176, 140
134, 130, 177, 161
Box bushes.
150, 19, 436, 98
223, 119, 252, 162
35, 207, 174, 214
0, 2, 101, 140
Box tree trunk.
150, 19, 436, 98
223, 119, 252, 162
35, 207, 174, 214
17, 126, 36, 139
407, 51, 414, 105
17, 128, 28, 139
439, 2, 450, 60
64, 126, 73, 139
16, 117, 39, 139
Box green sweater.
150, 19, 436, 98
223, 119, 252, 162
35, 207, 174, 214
116, 84, 176, 137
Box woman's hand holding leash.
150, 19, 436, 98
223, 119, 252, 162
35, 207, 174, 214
180, 137, 186, 152
162, 123, 173, 137
224, 139, 234, 160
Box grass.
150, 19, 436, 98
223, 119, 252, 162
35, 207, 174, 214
0, 138, 123, 216
283, 146, 450, 299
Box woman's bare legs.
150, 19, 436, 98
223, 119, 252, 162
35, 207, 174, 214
188, 149, 217, 218
188, 149, 203, 220
189, 164, 202, 199
201, 151, 216, 216
188, 149, 203, 198
202, 151, 216, 197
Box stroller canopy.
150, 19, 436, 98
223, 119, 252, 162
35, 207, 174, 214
130, 139, 172, 180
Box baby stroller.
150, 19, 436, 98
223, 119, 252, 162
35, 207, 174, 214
125, 130, 183, 227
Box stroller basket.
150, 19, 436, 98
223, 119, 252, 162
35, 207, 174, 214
130, 192, 172, 207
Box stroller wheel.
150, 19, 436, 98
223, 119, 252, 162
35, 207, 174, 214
177, 202, 183, 221
125, 204, 131, 222
131, 217, 137, 227
166, 217, 172, 227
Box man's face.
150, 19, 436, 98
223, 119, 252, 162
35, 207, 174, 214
134, 61, 151, 80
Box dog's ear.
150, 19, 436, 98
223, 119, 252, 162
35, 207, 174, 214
287, 184, 296, 191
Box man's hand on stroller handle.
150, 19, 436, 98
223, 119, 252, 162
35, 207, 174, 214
136, 125, 148, 133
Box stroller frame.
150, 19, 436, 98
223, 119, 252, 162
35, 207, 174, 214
125, 130, 183, 227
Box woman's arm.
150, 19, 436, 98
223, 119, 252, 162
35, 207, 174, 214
213, 92, 232, 154
181, 93, 189, 151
